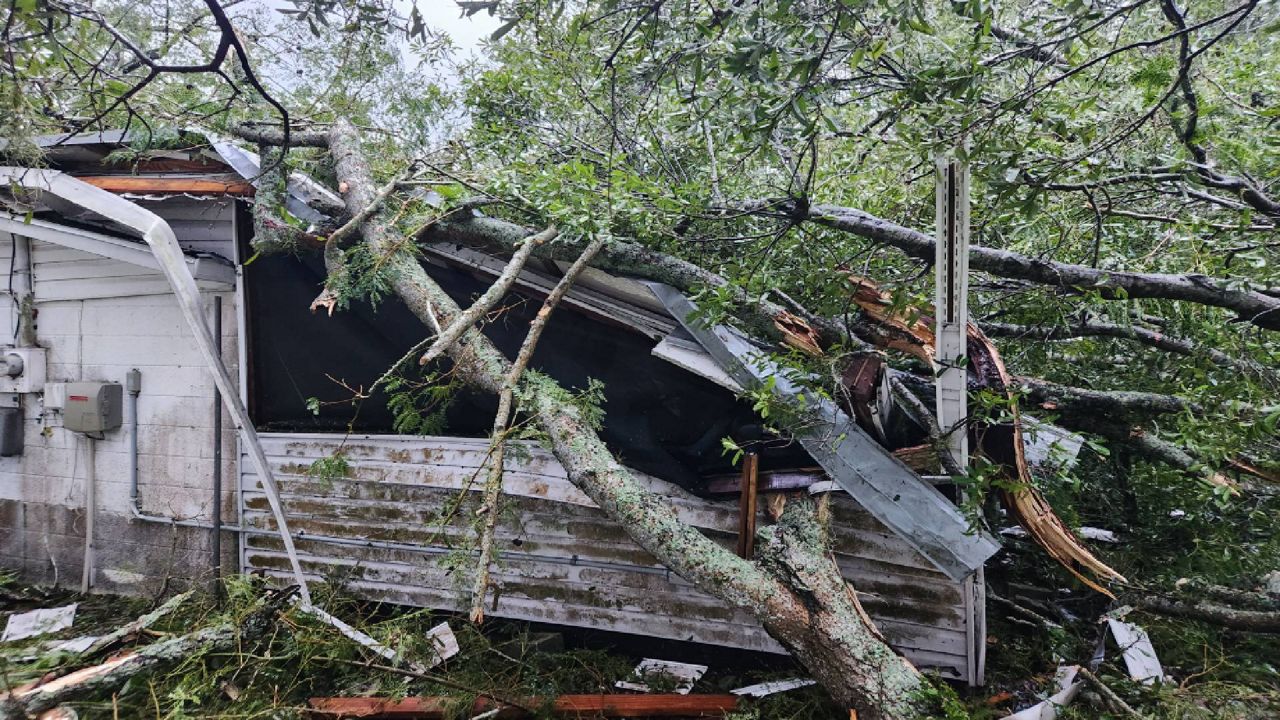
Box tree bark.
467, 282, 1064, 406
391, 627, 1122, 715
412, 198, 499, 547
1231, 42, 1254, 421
327, 120, 930, 720
0, 591, 287, 717
1137, 597, 1280, 633
983, 320, 1279, 386
805, 203, 1280, 330
471, 238, 604, 624
422, 213, 870, 352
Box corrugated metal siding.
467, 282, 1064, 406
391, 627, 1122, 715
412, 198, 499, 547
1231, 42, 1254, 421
241, 433, 973, 679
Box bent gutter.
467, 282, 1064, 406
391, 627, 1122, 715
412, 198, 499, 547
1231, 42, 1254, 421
0, 167, 312, 606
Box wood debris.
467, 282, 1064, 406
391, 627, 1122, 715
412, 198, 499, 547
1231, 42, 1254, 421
845, 274, 1126, 595
615, 659, 707, 695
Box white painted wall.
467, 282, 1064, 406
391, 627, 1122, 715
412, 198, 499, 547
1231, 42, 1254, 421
0, 197, 240, 588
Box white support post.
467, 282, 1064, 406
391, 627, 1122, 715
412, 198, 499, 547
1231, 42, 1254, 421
935, 147, 984, 686
934, 149, 971, 470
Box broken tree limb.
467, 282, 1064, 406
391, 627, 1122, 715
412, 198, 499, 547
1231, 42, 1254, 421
806, 203, 1280, 330
326, 119, 930, 720
1135, 596, 1280, 633
847, 276, 1126, 595
470, 237, 605, 624
311, 237, 349, 316
1013, 377, 1205, 417
1075, 667, 1142, 718
1076, 418, 1238, 492
423, 213, 871, 353
983, 320, 1279, 386
1, 590, 290, 717
78, 590, 193, 659
418, 225, 558, 367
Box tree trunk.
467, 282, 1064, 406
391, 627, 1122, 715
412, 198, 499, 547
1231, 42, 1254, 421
327, 119, 931, 720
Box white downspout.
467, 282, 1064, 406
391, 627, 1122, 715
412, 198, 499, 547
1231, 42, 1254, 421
0, 167, 312, 606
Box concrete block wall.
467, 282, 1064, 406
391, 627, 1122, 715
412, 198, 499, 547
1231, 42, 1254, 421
0, 205, 242, 595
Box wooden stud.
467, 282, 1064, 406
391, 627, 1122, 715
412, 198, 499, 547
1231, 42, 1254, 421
704, 466, 824, 495
73, 176, 255, 196
736, 452, 759, 559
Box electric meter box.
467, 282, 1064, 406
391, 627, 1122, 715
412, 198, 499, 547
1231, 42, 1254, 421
63, 382, 123, 434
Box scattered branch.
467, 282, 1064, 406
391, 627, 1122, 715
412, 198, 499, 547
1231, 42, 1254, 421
804, 203, 1280, 330
470, 237, 606, 624
418, 225, 558, 367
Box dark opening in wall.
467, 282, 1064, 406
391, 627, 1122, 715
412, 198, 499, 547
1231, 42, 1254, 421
242, 252, 808, 489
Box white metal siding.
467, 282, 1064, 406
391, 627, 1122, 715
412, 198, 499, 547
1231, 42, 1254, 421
241, 433, 974, 679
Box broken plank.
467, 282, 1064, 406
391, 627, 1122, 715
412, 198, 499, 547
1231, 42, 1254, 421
705, 467, 825, 495
73, 175, 255, 196
736, 453, 759, 559
307, 694, 739, 719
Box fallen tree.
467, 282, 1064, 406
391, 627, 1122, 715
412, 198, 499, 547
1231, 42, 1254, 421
322, 119, 934, 720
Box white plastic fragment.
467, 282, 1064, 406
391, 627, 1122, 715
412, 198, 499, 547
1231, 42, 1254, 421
424, 621, 460, 667
303, 605, 456, 674
1077, 527, 1120, 544
49, 635, 99, 653
731, 678, 817, 697
1107, 619, 1167, 685
615, 659, 707, 695
1002, 526, 1118, 543
2, 604, 77, 642
1005, 665, 1082, 720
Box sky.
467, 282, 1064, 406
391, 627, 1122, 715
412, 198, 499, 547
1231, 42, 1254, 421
411, 0, 503, 61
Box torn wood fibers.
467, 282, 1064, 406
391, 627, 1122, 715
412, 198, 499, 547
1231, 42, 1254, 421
838, 277, 1126, 596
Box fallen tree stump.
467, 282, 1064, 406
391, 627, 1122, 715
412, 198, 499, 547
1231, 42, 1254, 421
307, 694, 740, 719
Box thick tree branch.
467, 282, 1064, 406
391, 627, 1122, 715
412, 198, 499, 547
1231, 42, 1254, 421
470, 237, 606, 624
805, 203, 1280, 330
1137, 596, 1280, 633
984, 320, 1280, 386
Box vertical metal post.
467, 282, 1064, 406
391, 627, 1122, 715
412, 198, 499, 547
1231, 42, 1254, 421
211, 295, 223, 602
934, 149, 970, 469
936, 146, 985, 686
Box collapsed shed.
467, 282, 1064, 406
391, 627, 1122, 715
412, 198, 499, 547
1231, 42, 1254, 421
0, 130, 1044, 685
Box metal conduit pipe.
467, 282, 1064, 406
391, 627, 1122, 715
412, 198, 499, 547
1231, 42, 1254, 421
81, 435, 96, 593
127, 367, 237, 533
212, 296, 224, 598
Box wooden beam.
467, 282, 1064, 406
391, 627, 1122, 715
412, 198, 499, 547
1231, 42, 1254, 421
736, 453, 759, 559
307, 694, 740, 719
73, 175, 255, 196
705, 467, 824, 495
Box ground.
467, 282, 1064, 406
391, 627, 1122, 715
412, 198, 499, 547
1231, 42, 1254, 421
0, 572, 1276, 719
